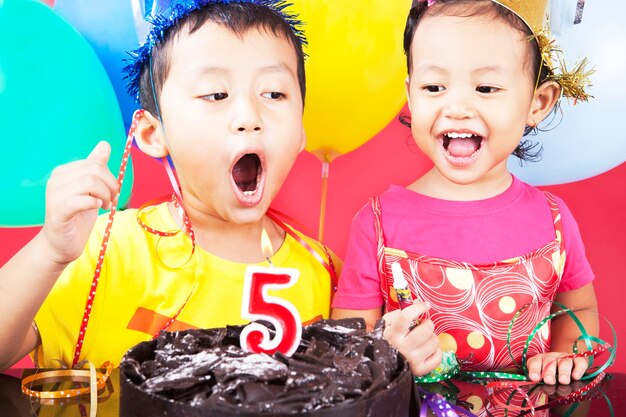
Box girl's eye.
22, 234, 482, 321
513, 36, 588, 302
424, 85, 445, 93
476, 86, 499, 94
203, 92, 228, 101
262, 92, 285, 100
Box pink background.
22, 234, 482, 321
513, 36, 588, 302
2, 107, 624, 371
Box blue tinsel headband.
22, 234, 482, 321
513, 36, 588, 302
123, 0, 307, 104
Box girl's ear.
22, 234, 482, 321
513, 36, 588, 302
405, 76, 412, 113
527, 81, 561, 127
133, 110, 169, 158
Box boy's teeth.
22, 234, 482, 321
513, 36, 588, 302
243, 191, 255, 196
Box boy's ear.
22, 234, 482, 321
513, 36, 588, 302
527, 81, 560, 127
299, 127, 307, 153
405, 76, 412, 113
134, 110, 169, 158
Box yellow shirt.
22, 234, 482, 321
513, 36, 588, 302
34, 203, 337, 368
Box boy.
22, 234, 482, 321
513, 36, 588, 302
0, 0, 338, 371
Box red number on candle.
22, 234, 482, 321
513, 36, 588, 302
240, 266, 302, 356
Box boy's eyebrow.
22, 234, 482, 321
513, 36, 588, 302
187, 63, 295, 80
256, 63, 293, 74
413, 64, 448, 74
190, 66, 231, 78
255, 63, 298, 81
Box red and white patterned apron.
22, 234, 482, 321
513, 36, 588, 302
374, 192, 565, 371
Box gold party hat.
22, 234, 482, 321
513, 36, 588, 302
493, 0, 593, 102
493, 0, 549, 35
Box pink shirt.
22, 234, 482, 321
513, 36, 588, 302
333, 176, 594, 310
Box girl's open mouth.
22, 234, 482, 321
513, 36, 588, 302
441, 132, 483, 165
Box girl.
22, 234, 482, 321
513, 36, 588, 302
332, 0, 597, 386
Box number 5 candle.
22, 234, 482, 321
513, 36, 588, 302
240, 228, 302, 356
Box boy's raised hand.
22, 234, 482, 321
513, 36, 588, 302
0, 141, 118, 370
382, 301, 442, 376
41, 141, 118, 267
527, 352, 589, 385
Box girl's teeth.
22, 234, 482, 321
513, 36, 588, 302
447, 132, 474, 138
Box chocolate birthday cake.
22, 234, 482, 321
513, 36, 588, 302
119, 318, 412, 416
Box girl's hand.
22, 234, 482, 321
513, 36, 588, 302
382, 301, 442, 376
527, 352, 589, 385
40, 141, 118, 268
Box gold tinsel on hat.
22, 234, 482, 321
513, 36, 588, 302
554, 57, 594, 103
533, 31, 594, 103
493, 0, 593, 103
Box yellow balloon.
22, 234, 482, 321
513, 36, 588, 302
288, 1, 410, 162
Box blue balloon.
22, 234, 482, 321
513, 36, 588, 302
54, 0, 144, 129
509, 0, 626, 185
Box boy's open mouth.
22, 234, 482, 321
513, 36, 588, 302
442, 132, 483, 160
231, 152, 265, 206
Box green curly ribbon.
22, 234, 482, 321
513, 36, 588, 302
414, 301, 616, 384
507, 302, 590, 375
508, 302, 616, 381
459, 370, 528, 381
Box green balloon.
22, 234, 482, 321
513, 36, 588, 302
0, 0, 132, 226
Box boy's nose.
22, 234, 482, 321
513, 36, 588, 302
232, 97, 263, 133
237, 125, 262, 132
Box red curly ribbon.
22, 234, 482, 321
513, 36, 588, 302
71, 112, 140, 368
267, 208, 338, 294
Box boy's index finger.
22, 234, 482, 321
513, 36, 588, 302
87, 141, 111, 164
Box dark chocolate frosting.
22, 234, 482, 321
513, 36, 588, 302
120, 318, 412, 416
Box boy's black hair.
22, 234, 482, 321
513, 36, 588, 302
400, 0, 554, 162
138, 2, 306, 115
